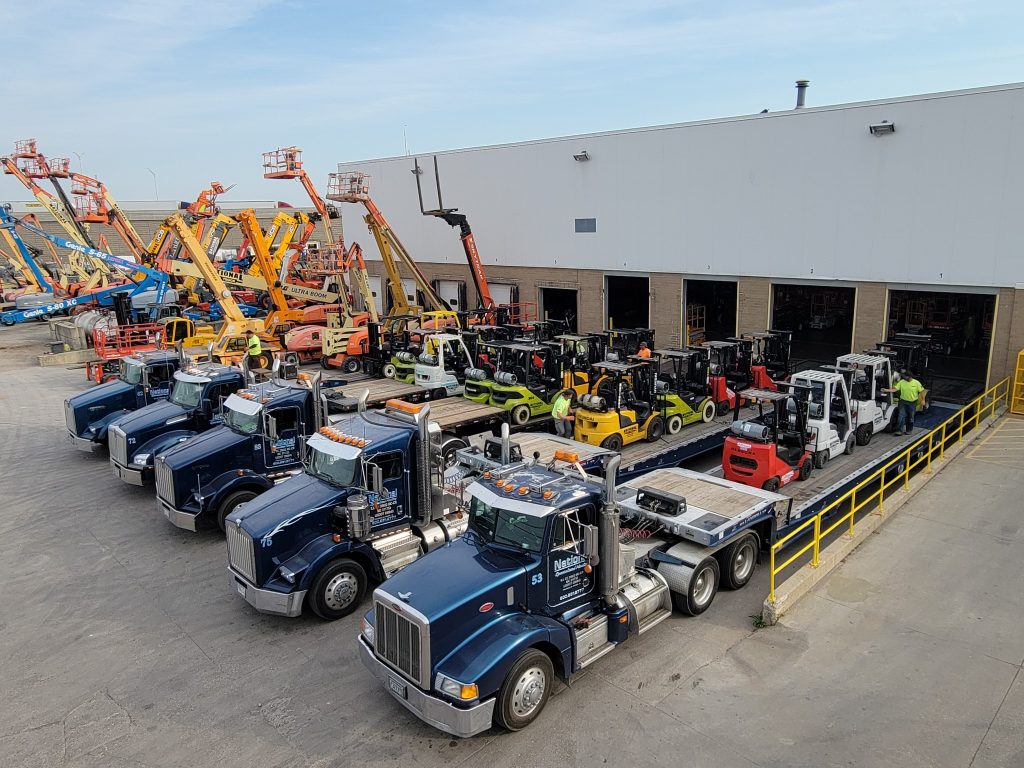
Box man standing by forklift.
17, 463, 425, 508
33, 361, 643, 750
245, 329, 263, 367
552, 389, 574, 438
636, 342, 652, 359
887, 369, 923, 435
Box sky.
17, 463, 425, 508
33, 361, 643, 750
2, 0, 1023, 202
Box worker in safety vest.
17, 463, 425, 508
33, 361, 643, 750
245, 330, 263, 365
885, 370, 923, 436
551, 389, 574, 438
636, 342, 652, 359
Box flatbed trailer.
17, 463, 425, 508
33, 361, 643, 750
323, 376, 428, 411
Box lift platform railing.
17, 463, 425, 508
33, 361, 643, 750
1012, 350, 1024, 416
767, 376, 1011, 603
92, 323, 164, 360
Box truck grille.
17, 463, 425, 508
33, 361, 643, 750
226, 524, 257, 583
64, 400, 76, 433
155, 458, 174, 504
374, 597, 429, 688
109, 426, 128, 466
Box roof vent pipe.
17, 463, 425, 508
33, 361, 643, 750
795, 80, 809, 109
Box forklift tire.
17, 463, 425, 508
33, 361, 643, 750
761, 477, 780, 492
382, 363, 397, 379
601, 434, 623, 452
700, 399, 716, 423
646, 416, 665, 442
494, 648, 554, 732
814, 450, 828, 469
856, 424, 873, 446
320, 356, 334, 369
844, 433, 856, 455
0, 317, 14, 326
309, 558, 367, 621
799, 459, 812, 481
717, 532, 759, 590
716, 401, 730, 417
510, 404, 531, 426
342, 357, 361, 374
671, 557, 720, 616
217, 490, 258, 532
666, 414, 683, 435
886, 411, 899, 433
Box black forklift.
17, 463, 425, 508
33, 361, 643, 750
599, 327, 656, 361
733, 329, 793, 380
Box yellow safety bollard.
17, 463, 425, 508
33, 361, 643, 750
811, 516, 821, 567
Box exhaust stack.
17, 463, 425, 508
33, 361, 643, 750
795, 80, 809, 109
599, 453, 621, 609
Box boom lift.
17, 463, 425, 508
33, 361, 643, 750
234, 209, 304, 337
69, 172, 149, 263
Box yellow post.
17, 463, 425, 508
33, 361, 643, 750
768, 546, 776, 602
903, 449, 911, 490
926, 431, 933, 473
849, 489, 857, 536
811, 515, 821, 567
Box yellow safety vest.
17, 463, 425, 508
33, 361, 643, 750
247, 335, 262, 356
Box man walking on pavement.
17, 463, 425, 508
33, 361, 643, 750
552, 389, 575, 438
887, 370, 923, 435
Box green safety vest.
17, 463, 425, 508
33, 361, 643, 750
893, 378, 922, 402
552, 395, 571, 419
247, 335, 262, 356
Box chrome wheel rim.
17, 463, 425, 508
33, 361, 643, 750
324, 572, 359, 611
511, 667, 546, 718
734, 542, 755, 582
693, 566, 715, 606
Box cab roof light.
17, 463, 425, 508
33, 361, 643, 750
553, 449, 579, 464
542, 490, 554, 500
386, 399, 425, 414
518, 486, 529, 495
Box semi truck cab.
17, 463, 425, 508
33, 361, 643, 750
108, 362, 245, 485
64, 351, 179, 452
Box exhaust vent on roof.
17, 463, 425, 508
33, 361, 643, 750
795, 80, 809, 109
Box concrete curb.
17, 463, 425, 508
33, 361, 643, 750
38, 349, 100, 367
762, 411, 1002, 626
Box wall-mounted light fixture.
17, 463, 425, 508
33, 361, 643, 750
572, 150, 590, 161
868, 121, 896, 136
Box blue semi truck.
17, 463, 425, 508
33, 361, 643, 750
64, 350, 179, 452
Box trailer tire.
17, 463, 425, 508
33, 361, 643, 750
856, 424, 873, 446
218, 490, 258, 532
666, 414, 683, 435
814, 450, 828, 469
700, 399, 716, 423
510, 404, 531, 426
342, 356, 361, 374
309, 558, 367, 621
600, 434, 623, 452
382, 363, 397, 379
717, 532, 759, 590
761, 477, 780, 492
494, 648, 553, 732
671, 557, 719, 616
646, 416, 665, 442
844, 433, 856, 455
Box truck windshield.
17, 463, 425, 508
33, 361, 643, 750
171, 381, 205, 409
119, 360, 144, 385
468, 496, 546, 553
306, 448, 359, 487
224, 405, 260, 435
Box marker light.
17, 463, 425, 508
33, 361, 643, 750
385, 399, 425, 414
459, 684, 479, 700
553, 449, 579, 463
518, 486, 529, 495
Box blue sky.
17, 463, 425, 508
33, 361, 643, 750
3, 0, 1022, 201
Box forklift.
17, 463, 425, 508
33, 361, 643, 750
722, 386, 814, 491
487, 342, 588, 425
413, 331, 477, 398
734, 329, 793, 381
875, 333, 932, 411
789, 369, 857, 468
599, 328, 655, 361
574, 359, 663, 451
651, 348, 717, 433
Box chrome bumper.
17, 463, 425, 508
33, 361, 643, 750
67, 431, 101, 453
228, 570, 306, 617
110, 458, 146, 486
358, 636, 495, 738
158, 498, 197, 532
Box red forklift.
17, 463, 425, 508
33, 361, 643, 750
722, 385, 814, 492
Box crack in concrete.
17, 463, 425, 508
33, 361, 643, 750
968, 665, 1021, 768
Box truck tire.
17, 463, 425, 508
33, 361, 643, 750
218, 490, 258, 532
761, 477, 780, 492
671, 556, 719, 616
700, 399, 716, 423
666, 414, 683, 435
813, 450, 828, 469
600, 433, 622, 452
309, 558, 367, 621
342, 356, 361, 374
856, 424, 873, 446
717, 532, 759, 590
382, 363, 397, 379
844, 433, 856, 455
510, 404, 531, 426
646, 416, 665, 442
494, 649, 554, 732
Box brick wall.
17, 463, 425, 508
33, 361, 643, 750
737, 277, 771, 332
990, 287, 1019, 385
650, 273, 682, 347
853, 282, 889, 353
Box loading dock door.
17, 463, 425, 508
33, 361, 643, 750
606, 275, 650, 329
433, 280, 467, 313
540, 287, 578, 331
490, 283, 517, 306
684, 279, 737, 343
367, 275, 384, 316
772, 284, 854, 368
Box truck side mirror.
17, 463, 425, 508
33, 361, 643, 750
582, 524, 599, 564
265, 413, 278, 440
362, 460, 384, 495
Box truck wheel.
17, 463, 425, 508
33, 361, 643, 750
844, 433, 856, 455
761, 477, 780, 492
646, 416, 665, 442
700, 399, 716, 423
494, 649, 553, 732
217, 490, 258, 532
813, 450, 827, 469
717, 532, 758, 590
600, 434, 623, 452
855, 424, 873, 446
671, 557, 720, 616
342, 356, 361, 374
309, 558, 367, 621
382, 363, 397, 379
510, 404, 531, 426
666, 414, 683, 435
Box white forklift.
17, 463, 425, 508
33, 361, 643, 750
833, 353, 897, 445
789, 369, 857, 468
413, 331, 477, 398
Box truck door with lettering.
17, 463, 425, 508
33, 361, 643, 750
545, 505, 597, 610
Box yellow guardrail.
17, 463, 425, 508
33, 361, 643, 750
1012, 350, 1024, 416
767, 377, 1011, 603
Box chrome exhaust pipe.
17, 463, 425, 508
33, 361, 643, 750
599, 453, 621, 608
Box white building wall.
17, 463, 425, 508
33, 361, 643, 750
335, 83, 1024, 289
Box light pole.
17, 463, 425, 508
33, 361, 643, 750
146, 168, 159, 199
73, 151, 85, 172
